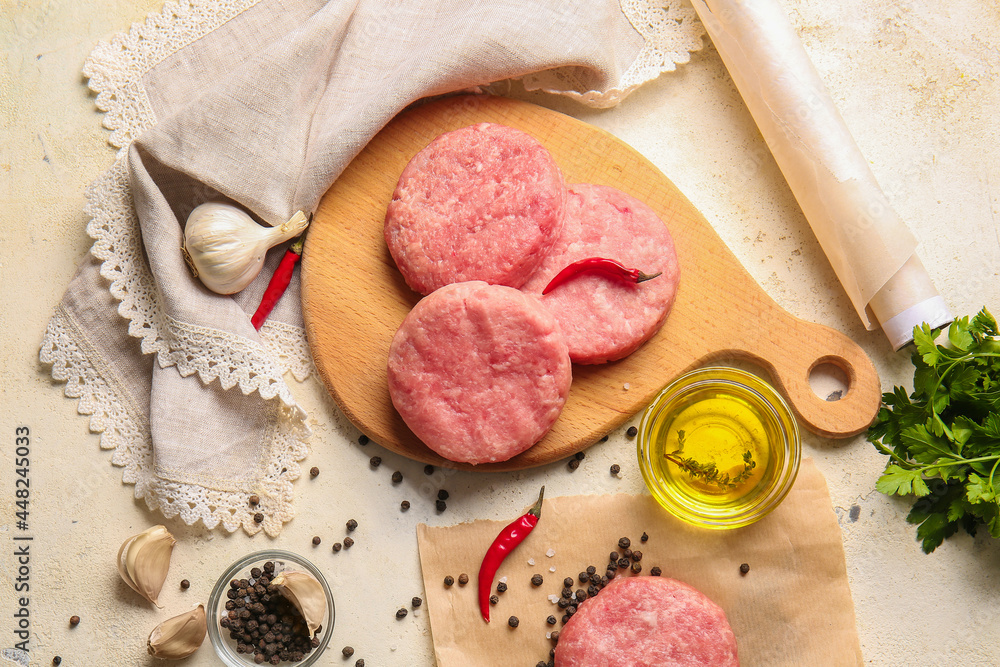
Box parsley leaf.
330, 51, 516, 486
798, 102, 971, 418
868, 308, 1000, 553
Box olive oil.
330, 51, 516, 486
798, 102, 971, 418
638, 368, 800, 528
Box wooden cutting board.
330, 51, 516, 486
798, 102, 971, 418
301, 95, 881, 471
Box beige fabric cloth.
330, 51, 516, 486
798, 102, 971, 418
39, 0, 705, 535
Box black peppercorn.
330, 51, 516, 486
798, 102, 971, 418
531, 573, 543, 586
561, 614, 569, 624
424, 464, 434, 474
458, 573, 469, 586
437, 489, 449, 500
588, 584, 599, 597
650, 566, 662, 576
497, 581, 508, 593
563, 576, 574, 588
623, 548, 633, 559
558, 598, 570, 609
575, 589, 588, 602
391, 470, 403, 483
574, 451, 585, 460
567, 458, 580, 471
69, 616, 80, 627
618, 557, 629, 569
546, 615, 557, 625
641, 531, 649, 542
249, 494, 260, 506
52, 658, 61, 666
369, 456, 381, 467
578, 571, 588, 583
489, 594, 499, 605
537, 662, 547, 667
254, 512, 264, 523
342, 646, 355, 657
631, 550, 642, 562
332, 542, 342, 552
562, 587, 573, 599
618, 537, 631, 549
626, 426, 638, 438
508, 616, 519, 628
311, 536, 321, 546
444, 575, 455, 586
396, 608, 408, 619
610, 464, 621, 475
436, 499, 447, 511
180, 579, 190, 590
586, 565, 597, 576
609, 551, 619, 563
346, 519, 358, 532
740, 562, 750, 575
343, 536, 354, 548
412, 596, 422, 607
356, 661, 365, 667
401, 500, 411, 511
309, 466, 319, 478
551, 630, 560, 642
630, 562, 642, 574
358, 434, 369, 445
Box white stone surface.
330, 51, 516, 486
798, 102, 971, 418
1, 1, 999, 665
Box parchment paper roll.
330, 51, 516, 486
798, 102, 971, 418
691, 0, 952, 349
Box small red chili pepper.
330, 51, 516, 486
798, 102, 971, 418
250, 233, 305, 330
541, 257, 662, 295
478, 486, 545, 623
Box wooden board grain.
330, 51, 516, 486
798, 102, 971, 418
301, 95, 881, 471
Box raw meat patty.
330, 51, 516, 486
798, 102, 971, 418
555, 576, 739, 667
384, 122, 565, 295
521, 183, 680, 364
387, 281, 572, 464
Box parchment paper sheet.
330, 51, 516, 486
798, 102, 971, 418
417, 458, 862, 666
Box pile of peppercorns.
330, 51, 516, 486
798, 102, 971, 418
220, 561, 321, 664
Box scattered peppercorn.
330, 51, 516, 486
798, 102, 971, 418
497, 581, 508, 594
401, 500, 411, 511
550, 630, 560, 642
412, 596, 422, 608
343, 536, 354, 548
740, 562, 750, 575
444, 575, 455, 586
424, 464, 434, 475
537, 662, 547, 667
437, 489, 449, 500
356, 661, 365, 667
575, 589, 588, 602
567, 458, 581, 471
618, 537, 631, 549
610, 464, 621, 475
617, 557, 629, 569
531, 574, 544, 586
180, 579, 190, 590
346, 519, 358, 532
249, 494, 260, 506
626, 426, 638, 438
369, 456, 381, 467
609, 551, 619, 563
558, 598, 570, 609
52, 658, 61, 666
650, 566, 662, 576
562, 588, 573, 599
342, 646, 355, 657
310, 466, 319, 478
489, 594, 499, 605
396, 608, 408, 619
332, 542, 342, 552
436, 499, 447, 512
391, 470, 403, 483
508, 616, 519, 628
586, 565, 596, 576
358, 434, 369, 445
574, 451, 585, 461
640, 531, 648, 542
546, 615, 557, 625
458, 573, 469, 586
254, 512, 264, 523
563, 577, 574, 588
311, 536, 321, 546
631, 550, 642, 562
578, 571, 588, 583
69, 616, 80, 627
630, 562, 642, 574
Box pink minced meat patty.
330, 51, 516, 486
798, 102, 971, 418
521, 183, 680, 365
384, 123, 565, 295
555, 576, 739, 667
387, 281, 572, 465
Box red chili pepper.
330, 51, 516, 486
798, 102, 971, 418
250, 234, 305, 330
541, 257, 662, 295
478, 486, 545, 623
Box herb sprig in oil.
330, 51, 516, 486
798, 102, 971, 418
664, 430, 757, 490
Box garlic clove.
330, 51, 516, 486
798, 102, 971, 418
147, 604, 206, 659
117, 525, 176, 606
182, 203, 310, 295
270, 571, 327, 636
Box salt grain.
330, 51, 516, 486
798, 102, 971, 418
549, 566, 556, 572
623, 382, 631, 390
545, 548, 555, 558
527, 557, 535, 566
499, 576, 508, 584
548, 594, 560, 603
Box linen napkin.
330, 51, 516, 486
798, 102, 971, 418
39, 0, 705, 535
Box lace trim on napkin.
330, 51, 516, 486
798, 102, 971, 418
40, 305, 302, 536
521, 0, 705, 108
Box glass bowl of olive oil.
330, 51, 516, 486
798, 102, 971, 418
637, 367, 800, 529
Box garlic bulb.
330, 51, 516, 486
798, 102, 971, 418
117, 525, 176, 606
147, 604, 206, 659
270, 571, 327, 636
182, 203, 309, 295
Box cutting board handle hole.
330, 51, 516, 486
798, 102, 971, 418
808, 360, 850, 402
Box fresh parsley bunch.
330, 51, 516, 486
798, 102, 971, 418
868, 307, 1000, 553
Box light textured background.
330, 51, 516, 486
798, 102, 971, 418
1, 1, 999, 665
